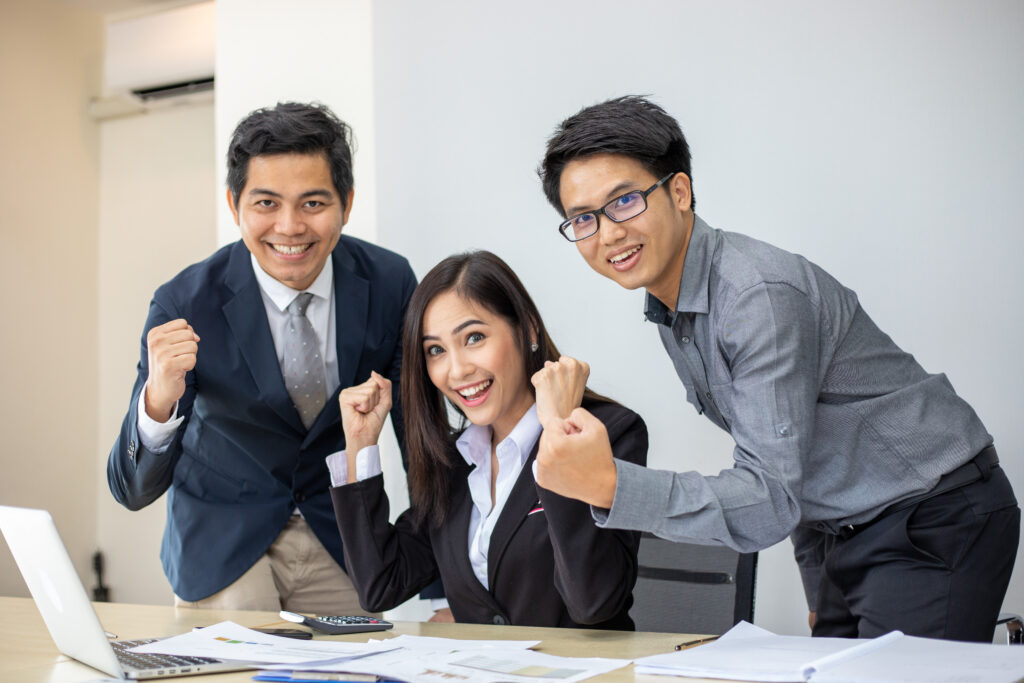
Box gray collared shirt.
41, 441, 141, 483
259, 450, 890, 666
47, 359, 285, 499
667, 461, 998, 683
596, 215, 991, 608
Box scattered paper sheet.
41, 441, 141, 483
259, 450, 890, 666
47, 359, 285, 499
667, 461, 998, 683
129, 621, 394, 664
291, 646, 630, 683
635, 620, 1024, 683
369, 634, 541, 651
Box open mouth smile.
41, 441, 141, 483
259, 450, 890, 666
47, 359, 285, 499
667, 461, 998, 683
455, 379, 493, 406
608, 245, 642, 270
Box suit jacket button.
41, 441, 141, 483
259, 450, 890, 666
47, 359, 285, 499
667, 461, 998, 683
492, 615, 506, 625
294, 493, 306, 503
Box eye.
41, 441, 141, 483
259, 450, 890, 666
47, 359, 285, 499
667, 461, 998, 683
466, 332, 485, 345
256, 199, 276, 208
425, 344, 444, 357
614, 192, 641, 209
572, 213, 595, 227
304, 200, 324, 209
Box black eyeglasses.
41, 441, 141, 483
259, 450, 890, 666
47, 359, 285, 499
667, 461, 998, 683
558, 172, 676, 242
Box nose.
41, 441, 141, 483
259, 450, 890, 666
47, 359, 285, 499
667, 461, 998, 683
597, 213, 626, 245
276, 206, 306, 236
447, 348, 475, 381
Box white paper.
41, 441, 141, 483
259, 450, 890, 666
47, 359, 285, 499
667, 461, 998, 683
264, 645, 629, 683
634, 621, 1024, 683
129, 621, 392, 664
811, 634, 1024, 683
334, 646, 629, 683
369, 634, 541, 651
634, 621, 872, 682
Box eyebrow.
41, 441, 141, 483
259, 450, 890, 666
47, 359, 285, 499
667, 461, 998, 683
564, 180, 638, 216
422, 319, 487, 342
248, 188, 335, 200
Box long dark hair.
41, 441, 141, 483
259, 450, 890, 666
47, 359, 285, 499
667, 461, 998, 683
401, 251, 609, 528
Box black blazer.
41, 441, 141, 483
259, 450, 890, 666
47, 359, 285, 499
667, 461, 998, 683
107, 237, 416, 601
331, 400, 648, 629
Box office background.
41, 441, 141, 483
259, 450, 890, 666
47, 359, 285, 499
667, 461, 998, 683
1, 0, 1021, 637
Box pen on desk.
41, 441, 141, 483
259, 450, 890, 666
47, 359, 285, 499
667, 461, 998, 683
675, 635, 720, 650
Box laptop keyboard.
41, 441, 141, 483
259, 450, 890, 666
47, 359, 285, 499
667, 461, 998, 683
111, 638, 221, 671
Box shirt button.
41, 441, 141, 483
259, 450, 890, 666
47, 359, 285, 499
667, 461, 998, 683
778, 426, 790, 436
492, 615, 507, 625
680, 336, 690, 343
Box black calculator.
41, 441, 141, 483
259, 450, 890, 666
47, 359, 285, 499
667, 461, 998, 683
280, 610, 394, 635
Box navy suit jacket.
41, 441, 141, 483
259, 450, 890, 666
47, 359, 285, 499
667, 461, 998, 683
107, 236, 416, 601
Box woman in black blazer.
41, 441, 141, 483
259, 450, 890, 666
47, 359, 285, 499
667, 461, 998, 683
328, 250, 648, 629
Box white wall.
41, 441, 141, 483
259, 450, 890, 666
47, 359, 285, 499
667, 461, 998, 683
0, 0, 102, 599
118, 0, 1022, 635
370, 0, 1024, 635
96, 102, 216, 605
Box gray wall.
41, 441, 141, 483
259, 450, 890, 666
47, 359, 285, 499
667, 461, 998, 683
372, 0, 1024, 635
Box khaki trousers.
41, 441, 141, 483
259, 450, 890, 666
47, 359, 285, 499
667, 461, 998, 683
174, 515, 374, 615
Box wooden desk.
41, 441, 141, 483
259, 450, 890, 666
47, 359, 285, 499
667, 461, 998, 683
0, 596, 711, 683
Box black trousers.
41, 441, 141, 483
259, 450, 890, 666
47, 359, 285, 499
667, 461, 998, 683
813, 461, 1019, 641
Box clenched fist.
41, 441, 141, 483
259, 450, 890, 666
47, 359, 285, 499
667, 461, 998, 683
145, 319, 199, 422
339, 371, 392, 470
535, 406, 617, 508
531, 356, 589, 429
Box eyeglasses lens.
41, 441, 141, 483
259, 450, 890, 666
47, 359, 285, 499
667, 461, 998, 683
605, 192, 645, 221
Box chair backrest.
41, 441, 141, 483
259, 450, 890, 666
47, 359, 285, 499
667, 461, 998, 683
629, 532, 757, 635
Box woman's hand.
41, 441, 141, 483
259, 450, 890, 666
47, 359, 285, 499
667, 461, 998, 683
531, 356, 590, 428
339, 371, 392, 457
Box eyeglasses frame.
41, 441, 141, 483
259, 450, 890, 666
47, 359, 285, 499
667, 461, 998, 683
558, 171, 677, 243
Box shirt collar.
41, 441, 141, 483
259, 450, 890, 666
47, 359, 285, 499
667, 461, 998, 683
456, 404, 541, 469
644, 213, 714, 326
249, 253, 334, 311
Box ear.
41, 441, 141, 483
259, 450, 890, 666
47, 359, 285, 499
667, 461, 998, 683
341, 189, 355, 226
226, 188, 241, 225
669, 173, 693, 213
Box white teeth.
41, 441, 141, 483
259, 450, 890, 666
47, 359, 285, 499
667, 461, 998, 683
271, 244, 311, 255
458, 380, 492, 398
609, 246, 641, 264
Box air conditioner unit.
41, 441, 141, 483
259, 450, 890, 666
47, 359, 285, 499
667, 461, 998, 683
91, 1, 215, 120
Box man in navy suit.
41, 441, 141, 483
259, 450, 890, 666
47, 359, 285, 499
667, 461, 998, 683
107, 102, 419, 612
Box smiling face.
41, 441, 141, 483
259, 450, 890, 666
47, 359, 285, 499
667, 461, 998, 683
228, 152, 353, 291
421, 290, 534, 445
559, 153, 693, 309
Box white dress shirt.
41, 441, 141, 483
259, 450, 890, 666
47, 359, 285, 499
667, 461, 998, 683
136, 255, 338, 451
326, 404, 542, 590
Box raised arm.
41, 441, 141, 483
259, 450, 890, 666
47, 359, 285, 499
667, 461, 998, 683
107, 296, 199, 510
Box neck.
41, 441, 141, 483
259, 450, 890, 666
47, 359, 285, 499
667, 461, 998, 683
648, 211, 694, 311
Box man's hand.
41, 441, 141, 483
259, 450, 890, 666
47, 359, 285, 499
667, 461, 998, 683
531, 356, 589, 428
535, 407, 617, 508
808, 611, 816, 631
428, 608, 455, 623
145, 319, 199, 422
339, 372, 391, 475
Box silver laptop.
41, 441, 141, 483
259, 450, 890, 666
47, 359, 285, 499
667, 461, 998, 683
0, 505, 254, 679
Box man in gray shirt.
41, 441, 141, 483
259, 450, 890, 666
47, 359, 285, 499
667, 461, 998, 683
534, 95, 1018, 641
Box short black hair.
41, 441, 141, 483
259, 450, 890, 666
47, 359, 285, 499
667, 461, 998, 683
539, 95, 694, 215
226, 102, 355, 209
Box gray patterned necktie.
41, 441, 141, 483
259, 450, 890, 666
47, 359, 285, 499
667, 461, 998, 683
283, 292, 326, 429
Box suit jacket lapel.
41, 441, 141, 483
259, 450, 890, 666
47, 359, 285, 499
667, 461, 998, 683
304, 245, 368, 445
487, 444, 541, 589
446, 463, 505, 611
221, 242, 304, 433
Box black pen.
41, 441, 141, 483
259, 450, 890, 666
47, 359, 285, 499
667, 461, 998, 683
675, 635, 720, 650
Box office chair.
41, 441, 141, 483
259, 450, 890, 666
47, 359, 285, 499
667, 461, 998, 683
629, 532, 757, 635
996, 613, 1023, 644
